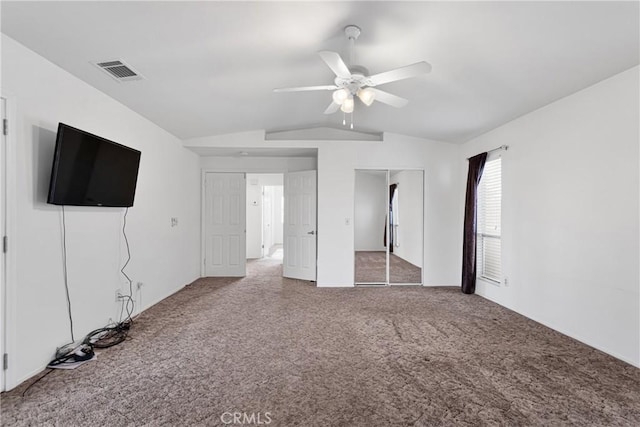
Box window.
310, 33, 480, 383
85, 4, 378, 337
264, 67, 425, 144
477, 157, 502, 283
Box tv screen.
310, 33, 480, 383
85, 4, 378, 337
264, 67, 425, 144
47, 123, 141, 207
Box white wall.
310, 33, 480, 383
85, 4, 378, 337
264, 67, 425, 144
246, 174, 283, 258
201, 156, 316, 172
354, 171, 387, 252
390, 170, 424, 267
186, 131, 462, 287
461, 66, 640, 366
1, 35, 201, 389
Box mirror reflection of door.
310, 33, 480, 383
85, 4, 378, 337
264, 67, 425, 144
354, 170, 388, 284
388, 170, 423, 284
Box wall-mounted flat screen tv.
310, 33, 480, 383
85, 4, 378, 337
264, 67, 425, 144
47, 123, 141, 207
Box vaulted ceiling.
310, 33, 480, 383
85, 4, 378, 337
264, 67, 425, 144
2, 1, 638, 143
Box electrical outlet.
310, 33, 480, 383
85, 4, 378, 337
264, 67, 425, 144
504, 277, 509, 287
115, 290, 122, 302
171, 217, 178, 227
136, 281, 144, 290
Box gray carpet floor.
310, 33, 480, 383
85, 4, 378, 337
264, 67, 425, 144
355, 251, 422, 284
2, 257, 639, 426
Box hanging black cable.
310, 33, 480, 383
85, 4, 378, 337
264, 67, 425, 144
120, 207, 134, 323
32, 206, 137, 397
61, 205, 75, 343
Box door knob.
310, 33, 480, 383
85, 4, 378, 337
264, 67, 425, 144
307, 230, 315, 235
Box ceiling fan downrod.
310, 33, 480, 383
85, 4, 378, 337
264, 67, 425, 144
344, 25, 361, 68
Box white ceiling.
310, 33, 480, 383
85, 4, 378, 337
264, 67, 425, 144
2, 1, 638, 143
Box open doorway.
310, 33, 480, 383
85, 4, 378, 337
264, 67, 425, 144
262, 185, 284, 260
203, 169, 316, 281
246, 174, 284, 264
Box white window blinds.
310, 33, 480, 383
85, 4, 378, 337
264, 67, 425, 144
477, 157, 502, 282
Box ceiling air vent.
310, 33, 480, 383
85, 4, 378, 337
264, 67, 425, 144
94, 60, 143, 82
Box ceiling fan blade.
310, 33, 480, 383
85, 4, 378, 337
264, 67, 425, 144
368, 88, 409, 108
318, 51, 351, 79
274, 85, 337, 92
367, 61, 432, 86
323, 101, 340, 115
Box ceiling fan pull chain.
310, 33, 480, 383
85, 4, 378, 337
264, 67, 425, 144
350, 112, 354, 129
342, 111, 346, 126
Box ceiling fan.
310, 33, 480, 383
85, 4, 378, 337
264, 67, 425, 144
274, 25, 432, 122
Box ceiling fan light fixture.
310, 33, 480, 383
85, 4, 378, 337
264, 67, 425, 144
274, 25, 431, 124
357, 88, 376, 106
332, 88, 349, 105
340, 96, 354, 113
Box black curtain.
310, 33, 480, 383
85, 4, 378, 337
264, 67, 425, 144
461, 153, 488, 294
384, 184, 398, 253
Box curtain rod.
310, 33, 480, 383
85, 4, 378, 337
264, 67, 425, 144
467, 144, 508, 160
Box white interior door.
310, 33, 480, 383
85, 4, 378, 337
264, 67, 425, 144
283, 170, 317, 281
204, 173, 246, 277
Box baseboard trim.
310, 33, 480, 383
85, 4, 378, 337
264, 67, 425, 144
475, 291, 639, 368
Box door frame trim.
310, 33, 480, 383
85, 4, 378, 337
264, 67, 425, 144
1, 94, 17, 390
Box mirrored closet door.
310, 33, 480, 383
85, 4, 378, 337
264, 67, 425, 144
354, 170, 388, 284
354, 169, 424, 286
388, 170, 423, 285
